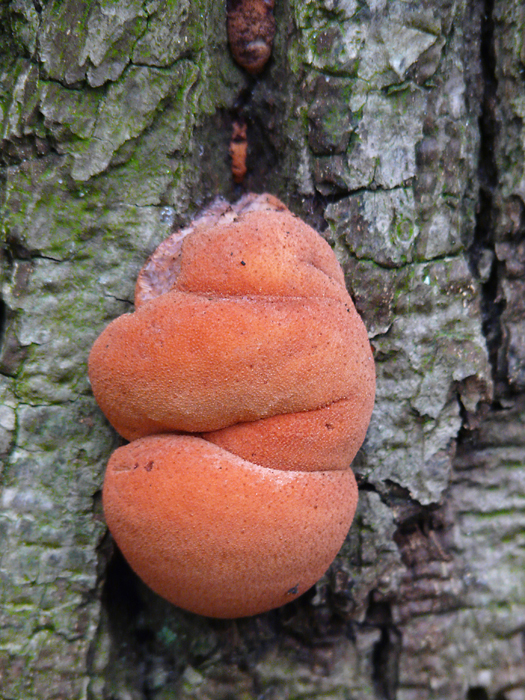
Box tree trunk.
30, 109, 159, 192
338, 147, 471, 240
1, 1, 524, 698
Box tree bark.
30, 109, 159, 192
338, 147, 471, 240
0, 1, 524, 698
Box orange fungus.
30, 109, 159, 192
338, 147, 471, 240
88, 193, 375, 618
227, 0, 276, 74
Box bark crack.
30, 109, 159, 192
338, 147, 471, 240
469, 0, 504, 397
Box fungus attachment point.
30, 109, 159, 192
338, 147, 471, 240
89, 194, 375, 618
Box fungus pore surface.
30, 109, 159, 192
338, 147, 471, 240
89, 193, 375, 618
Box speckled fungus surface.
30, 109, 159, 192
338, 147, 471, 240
227, 0, 276, 74
89, 193, 375, 619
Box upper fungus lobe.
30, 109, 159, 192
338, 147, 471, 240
89, 194, 375, 618
88, 291, 374, 442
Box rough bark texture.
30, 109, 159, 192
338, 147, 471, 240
0, 1, 524, 699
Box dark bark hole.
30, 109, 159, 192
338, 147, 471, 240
102, 544, 145, 631
354, 476, 378, 492
0, 297, 6, 353
393, 505, 451, 568
466, 687, 490, 700
371, 626, 402, 700
366, 598, 401, 700
237, 108, 279, 193
470, 0, 506, 393
95, 543, 154, 696
4, 235, 32, 261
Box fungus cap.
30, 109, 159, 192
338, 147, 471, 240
227, 0, 276, 74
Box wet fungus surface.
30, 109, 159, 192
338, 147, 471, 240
89, 193, 375, 619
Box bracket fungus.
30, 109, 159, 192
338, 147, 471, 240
227, 0, 276, 74
89, 193, 375, 619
